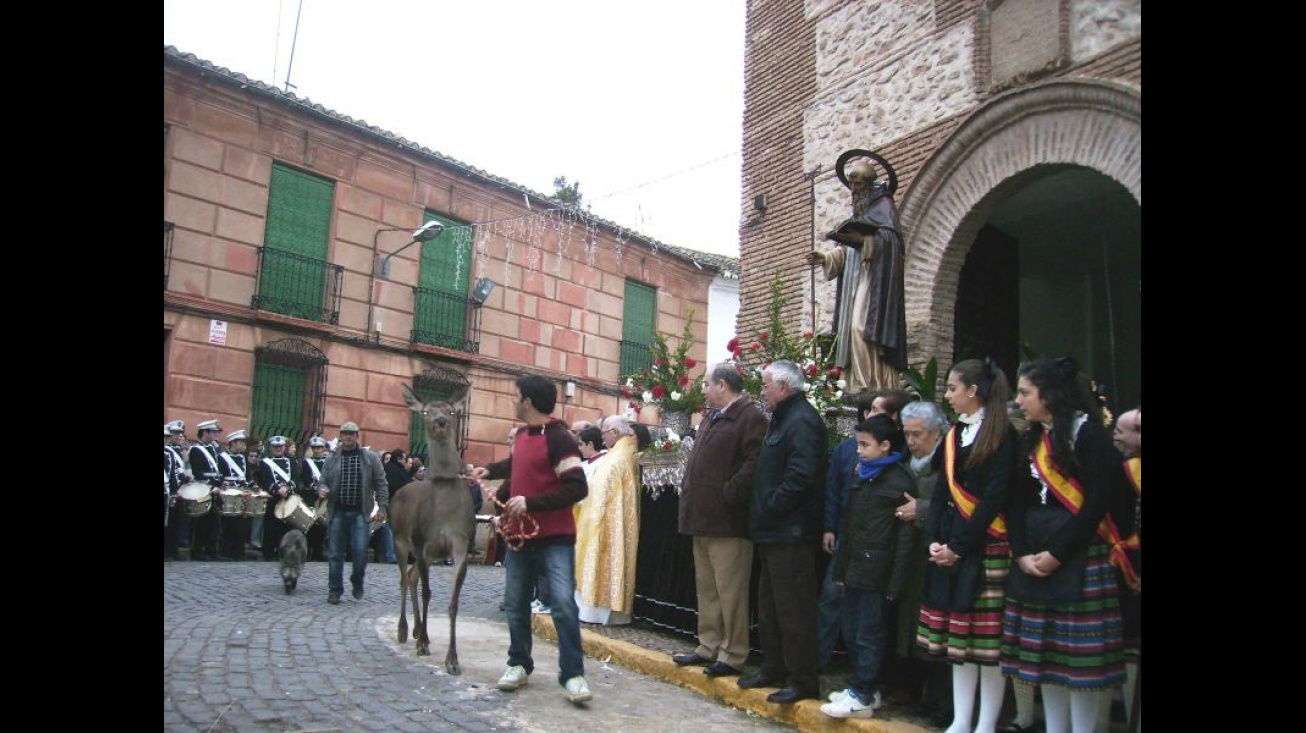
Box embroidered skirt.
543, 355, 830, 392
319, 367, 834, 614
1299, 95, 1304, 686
1000, 541, 1127, 689
916, 541, 1010, 665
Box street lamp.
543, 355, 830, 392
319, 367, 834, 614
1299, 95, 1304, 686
377, 220, 445, 279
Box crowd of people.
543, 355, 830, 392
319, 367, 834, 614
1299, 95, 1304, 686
163, 358, 1140, 724
660, 357, 1140, 733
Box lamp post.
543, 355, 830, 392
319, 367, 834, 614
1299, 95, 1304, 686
366, 221, 445, 344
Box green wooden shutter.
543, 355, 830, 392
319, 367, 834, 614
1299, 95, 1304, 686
251, 359, 309, 443
258, 164, 334, 320
414, 212, 471, 347
620, 280, 657, 378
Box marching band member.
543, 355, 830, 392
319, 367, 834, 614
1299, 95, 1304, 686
219, 430, 251, 561
301, 436, 330, 561
187, 419, 225, 561
258, 436, 301, 561
164, 420, 190, 560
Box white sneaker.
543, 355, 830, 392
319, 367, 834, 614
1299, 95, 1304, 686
820, 690, 874, 719
564, 675, 592, 703
497, 665, 530, 691
530, 599, 552, 614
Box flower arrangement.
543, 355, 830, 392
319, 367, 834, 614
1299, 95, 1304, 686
621, 310, 707, 416
643, 427, 684, 454
725, 274, 847, 416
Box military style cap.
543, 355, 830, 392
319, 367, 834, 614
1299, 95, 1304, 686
269, 435, 287, 447
167, 420, 186, 434
226, 430, 247, 443
197, 419, 221, 433
164, 424, 174, 437
308, 436, 328, 448
340, 421, 360, 433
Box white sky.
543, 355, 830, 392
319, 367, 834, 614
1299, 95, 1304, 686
163, 0, 747, 258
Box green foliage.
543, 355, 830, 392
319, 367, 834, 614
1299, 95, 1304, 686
550, 175, 585, 208
621, 309, 707, 414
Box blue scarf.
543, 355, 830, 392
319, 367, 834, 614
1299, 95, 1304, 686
857, 452, 903, 481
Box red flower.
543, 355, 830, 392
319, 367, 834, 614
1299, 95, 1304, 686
827, 366, 843, 379
750, 342, 760, 351
684, 357, 697, 368
760, 332, 770, 342
805, 363, 819, 377
677, 374, 689, 387
654, 357, 665, 367
620, 387, 631, 398
726, 337, 740, 352
652, 385, 666, 399
804, 331, 813, 339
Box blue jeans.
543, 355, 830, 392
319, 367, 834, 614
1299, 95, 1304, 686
371, 522, 396, 563
327, 508, 370, 597
503, 542, 585, 685
841, 587, 888, 703
817, 544, 844, 670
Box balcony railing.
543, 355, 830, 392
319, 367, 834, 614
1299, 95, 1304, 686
619, 339, 654, 381
411, 286, 483, 353
163, 221, 175, 290
251, 247, 344, 324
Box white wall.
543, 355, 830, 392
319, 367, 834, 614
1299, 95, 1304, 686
707, 275, 741, 368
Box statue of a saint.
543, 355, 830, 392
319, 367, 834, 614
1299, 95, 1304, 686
806, 150, 908, 396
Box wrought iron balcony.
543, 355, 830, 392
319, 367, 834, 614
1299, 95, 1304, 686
411, 286, 483, 353
164, 221, 175, 290
619, 339, 654, 381
251, 246, 344, 324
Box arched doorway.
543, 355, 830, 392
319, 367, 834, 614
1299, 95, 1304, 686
900, 79, 1141, 411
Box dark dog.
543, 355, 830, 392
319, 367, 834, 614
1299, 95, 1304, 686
279, 528, 307, 593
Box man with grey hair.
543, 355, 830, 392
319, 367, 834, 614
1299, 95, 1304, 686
672, 362, 769, 677
573, 414, 641, 625
737, 360, 828, 703
893, 399, 953, 725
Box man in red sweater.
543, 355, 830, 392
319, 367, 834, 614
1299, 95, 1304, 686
472, 374, 592, 704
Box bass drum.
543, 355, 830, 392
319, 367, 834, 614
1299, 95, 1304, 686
275, 494, 317, 534
178, 481, 213, 518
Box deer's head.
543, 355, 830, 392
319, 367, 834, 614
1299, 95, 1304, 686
400, 383, 469, 434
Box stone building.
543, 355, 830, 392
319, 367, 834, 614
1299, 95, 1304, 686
163, 47, 737, 467
738, 0, 1141, 407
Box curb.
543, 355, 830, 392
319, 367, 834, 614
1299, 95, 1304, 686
532, 615, 934, 733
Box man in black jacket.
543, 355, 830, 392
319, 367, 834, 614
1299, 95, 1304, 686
737, 360, 828, 704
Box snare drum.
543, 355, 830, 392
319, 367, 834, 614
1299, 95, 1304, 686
245, 489, 271, 518
178, 481, 213, 518
275, 494, 317, 534
218, 487, 247, 517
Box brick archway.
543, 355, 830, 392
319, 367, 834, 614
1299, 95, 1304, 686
898, 79, 1141, 373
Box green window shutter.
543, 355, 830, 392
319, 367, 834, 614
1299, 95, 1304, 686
414, 212, 471, 348
620, 280, 657, 379
251, 359, 309, 444
259, 164, 334, 321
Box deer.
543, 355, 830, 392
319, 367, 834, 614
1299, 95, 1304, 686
391, 382, 476, 674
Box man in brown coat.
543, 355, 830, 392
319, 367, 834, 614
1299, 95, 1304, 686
671, 362, 769, 677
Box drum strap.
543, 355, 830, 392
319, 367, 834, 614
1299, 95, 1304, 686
305, 458, 323, 483
262, 457, 292, 485
165, 445, 186, 472
221, 452, 246, 482
192, 444, 220, 475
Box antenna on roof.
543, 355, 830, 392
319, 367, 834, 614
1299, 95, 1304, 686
283, 0, 305, 93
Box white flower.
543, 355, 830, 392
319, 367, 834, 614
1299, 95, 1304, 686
665, 428, 680, 441
836, 379, 847, 390
643, 390, 654, 403
670, 391, 683, 402
625, 377, 635, 387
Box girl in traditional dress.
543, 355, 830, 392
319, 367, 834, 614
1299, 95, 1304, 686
1003, 358, 1130, 733
916, 358, 1018, 733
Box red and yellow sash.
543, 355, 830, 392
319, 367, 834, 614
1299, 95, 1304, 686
943, 425, 1007, 540
1031, 433, 1139, 585
1124, 456, 1141, 498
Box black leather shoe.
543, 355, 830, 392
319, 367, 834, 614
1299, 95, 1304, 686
327, 593, 341, 605
703, 662, 743, 677
766, 687, 818, 704
672, 652, 712, 666
352, 584, 364, 600
737, 673, 782, 689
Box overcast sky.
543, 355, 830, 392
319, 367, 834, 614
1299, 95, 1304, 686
164, 1, 747, 258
